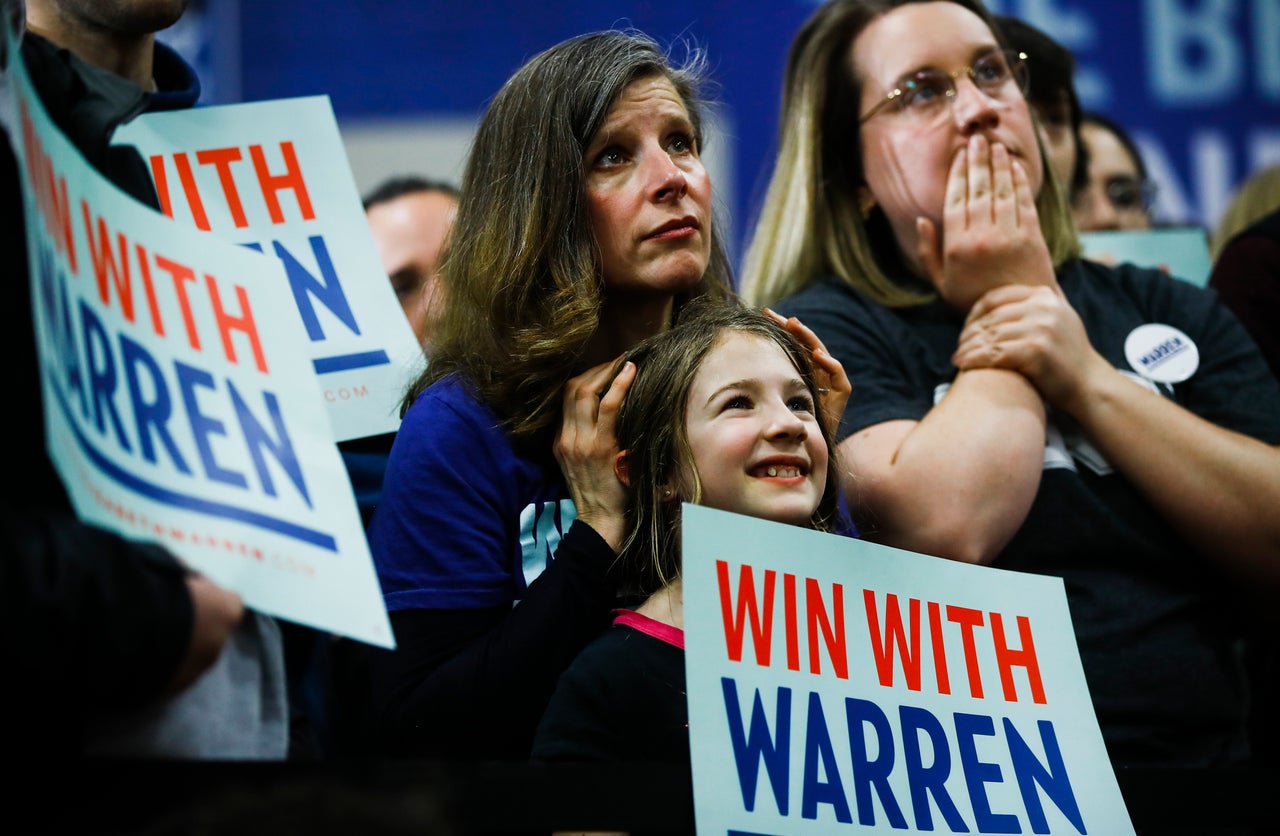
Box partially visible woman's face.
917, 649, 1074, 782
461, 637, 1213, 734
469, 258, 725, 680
680, 332, 828, 528
1032, 91, 1078, 195
1074, 121, 1151, 231
585, 75, 713, 303
854, 2, 1043, 269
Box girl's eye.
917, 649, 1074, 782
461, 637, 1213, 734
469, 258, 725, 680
724, 395, 752, 410
788, 395, 816, 413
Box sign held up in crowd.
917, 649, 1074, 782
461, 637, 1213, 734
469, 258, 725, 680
114, 95, 425, 442
683, 505, 1135, 835
4, 27, 394, 649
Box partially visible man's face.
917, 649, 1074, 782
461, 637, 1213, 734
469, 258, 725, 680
366, 189, 459, 348
30, 0, 190, 35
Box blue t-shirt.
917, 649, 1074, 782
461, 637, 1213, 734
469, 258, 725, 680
368, 375, 577, 611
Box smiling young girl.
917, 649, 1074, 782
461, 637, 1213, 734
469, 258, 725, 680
531, 303, 852, 763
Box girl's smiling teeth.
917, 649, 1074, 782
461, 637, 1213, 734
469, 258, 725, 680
756, 464, 805, 478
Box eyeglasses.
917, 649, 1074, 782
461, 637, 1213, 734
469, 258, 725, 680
1073, 175, 1157, 215
860, 49, 1030, 125
1103, 176, 1157, 213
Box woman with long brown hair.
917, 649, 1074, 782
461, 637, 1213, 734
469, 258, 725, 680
340, 29, 737, 760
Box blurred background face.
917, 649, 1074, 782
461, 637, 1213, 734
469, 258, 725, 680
366, 189, 458, 347
1074, 121, 1152, 231
994, 14, 1083, 200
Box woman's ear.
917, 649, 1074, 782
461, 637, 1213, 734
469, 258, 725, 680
613, 450, 631, 488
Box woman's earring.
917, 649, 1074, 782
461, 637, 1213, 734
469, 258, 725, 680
661, 487, 673, 500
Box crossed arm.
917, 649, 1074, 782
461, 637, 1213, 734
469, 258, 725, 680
843, 135, 1055, 563
843, 134, 1280, 581
954, 282, 1280, 581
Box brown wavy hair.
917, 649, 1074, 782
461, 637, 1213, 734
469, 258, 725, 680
402, 30, 735, 439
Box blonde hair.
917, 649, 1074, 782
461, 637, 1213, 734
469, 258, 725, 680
1212, 164, 1280, 261
741, 0, 1080, 309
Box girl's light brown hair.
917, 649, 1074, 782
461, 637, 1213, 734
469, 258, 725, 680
610, 300, 843, 598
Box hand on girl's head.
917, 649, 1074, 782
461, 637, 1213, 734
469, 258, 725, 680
916, 134, 1057, 313
554, 357, 637, 552
763, 308, 851, 434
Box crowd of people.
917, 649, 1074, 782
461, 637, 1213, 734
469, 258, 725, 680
7, 0, 1280, 830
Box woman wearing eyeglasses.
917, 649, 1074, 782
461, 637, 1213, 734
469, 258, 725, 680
743, 0, 1280, 769
1075, 110, 1156, 231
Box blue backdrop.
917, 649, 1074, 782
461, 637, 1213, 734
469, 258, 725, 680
173, 0, 1279, 268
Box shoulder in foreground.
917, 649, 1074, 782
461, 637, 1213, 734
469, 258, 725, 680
563, 622, 678, 680
404, 371, 480, 412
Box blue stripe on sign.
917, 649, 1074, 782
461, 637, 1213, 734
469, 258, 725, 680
313, 350, 391, 374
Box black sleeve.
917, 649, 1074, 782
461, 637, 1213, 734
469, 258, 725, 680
1, 507, 193, 755
775, 279, 937, 441
330, 520, 619, 759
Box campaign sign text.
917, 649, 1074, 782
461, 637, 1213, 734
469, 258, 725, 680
4, 38, 393, 648
682, 505, 1133, 834
113, 96, 425, 441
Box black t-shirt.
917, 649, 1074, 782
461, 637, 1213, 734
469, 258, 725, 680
775, 258, 1280, 767
533, 613, 689, 764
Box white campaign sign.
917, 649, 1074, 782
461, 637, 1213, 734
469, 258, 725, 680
4, 39, 393, 648
113, 96, 425, 441
1079, 227, 1213, 288
682, 505, 1133, 835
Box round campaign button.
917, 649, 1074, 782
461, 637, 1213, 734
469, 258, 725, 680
1124, 323, 1199, 383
